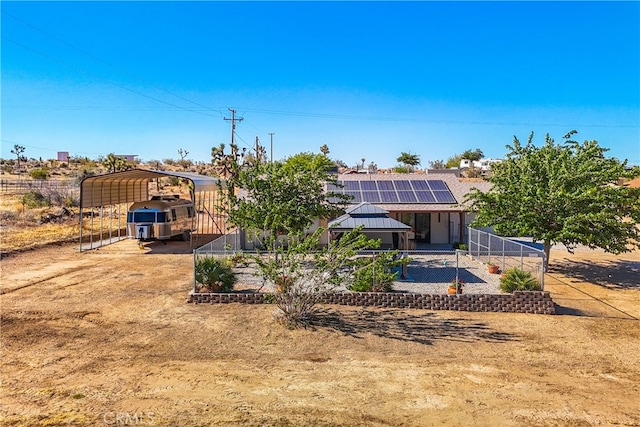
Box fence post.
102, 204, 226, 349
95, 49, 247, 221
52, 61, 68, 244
455, 249, 460, 291
193, 250, 198, 293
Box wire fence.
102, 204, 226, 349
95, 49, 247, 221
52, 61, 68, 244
0, 178, 79, 195
193, 233, 504, 295
467, 227, 545, 289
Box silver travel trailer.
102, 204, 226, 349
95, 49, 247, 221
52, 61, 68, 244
127, 195, 196, 242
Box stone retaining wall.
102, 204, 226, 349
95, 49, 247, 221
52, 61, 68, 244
187, 291, 555, 315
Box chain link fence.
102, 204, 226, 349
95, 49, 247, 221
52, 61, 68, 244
467, 227, 545, 289
193, 232, 504, 294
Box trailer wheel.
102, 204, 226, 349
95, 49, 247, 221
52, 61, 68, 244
181, 230, 191, 241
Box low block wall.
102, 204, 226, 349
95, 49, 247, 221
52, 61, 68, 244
187, 291, 555, 315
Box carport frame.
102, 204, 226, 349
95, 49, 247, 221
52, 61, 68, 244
79, 169, 228, 251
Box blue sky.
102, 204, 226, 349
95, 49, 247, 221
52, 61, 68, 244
2, 1, 639, 168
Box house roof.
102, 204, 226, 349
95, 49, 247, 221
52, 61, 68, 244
328, 202, 412, 232
623, 176, 640, 188
334, 172, 491, 212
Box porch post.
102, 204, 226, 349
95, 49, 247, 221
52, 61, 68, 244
459, 212, 464, 242
402, 230, 408, 279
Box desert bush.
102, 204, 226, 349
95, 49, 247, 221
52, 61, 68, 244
499, 268, 541, 293
47, 189, 79, 208
393, 166, 410, 174
22, 191, 51, 208
29, 168, 49, 180
75, 168, 95, 185
452, 242, 468, 251
349, 251, 405, 292
0, 210, 18, 224
194, 257, 236, 292
253, 227, 378, 328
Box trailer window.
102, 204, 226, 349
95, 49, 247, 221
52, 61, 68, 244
131, 212, 156, 223
157, 212, 168, 222
171, 209, 177, 221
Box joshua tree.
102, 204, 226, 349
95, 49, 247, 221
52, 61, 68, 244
429, 159, 446, 169
11, 145, 25, 170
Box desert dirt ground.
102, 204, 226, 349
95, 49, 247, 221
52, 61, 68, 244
1, 239, 639, 426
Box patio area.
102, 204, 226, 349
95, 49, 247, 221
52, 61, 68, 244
221, 250, 503, 295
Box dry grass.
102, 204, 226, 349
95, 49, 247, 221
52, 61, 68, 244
0, 193, 114, 253
1, 222, 81, 253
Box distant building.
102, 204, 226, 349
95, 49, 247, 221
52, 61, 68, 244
459, 158, 502, 173
57, 151, 70, 162
116, 155, 138, 162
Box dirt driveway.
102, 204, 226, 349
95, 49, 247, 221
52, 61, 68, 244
1, 240, 639, 426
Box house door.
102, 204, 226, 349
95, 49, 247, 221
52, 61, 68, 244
415, 213, 430, 243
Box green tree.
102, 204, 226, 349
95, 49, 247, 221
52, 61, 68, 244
226, 161, 349, 242
465, 131, 640, 268
461, 148, 484, 161
11, 145, 25, 170
281, 152, 335, 174
102, 153, 130, 173
396, 152, 421, 171
445, 153, 462, 169
320, 144, 330, 156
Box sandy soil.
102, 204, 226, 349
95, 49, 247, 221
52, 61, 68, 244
1, 239, 639, 426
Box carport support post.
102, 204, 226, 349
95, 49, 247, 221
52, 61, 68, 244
193, 250, 198, 293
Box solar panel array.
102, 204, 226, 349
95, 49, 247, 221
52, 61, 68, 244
327, 180, 457, 204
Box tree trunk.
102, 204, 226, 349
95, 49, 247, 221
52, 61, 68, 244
543, 241, 551, 271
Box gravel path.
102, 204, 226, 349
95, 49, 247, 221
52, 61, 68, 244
229, 253, 504, 295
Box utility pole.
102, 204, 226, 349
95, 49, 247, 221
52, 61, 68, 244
223, 108, 243, 147
269, 132, 275, 165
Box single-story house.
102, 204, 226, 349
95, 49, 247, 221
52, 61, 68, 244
241, 172, 490, 250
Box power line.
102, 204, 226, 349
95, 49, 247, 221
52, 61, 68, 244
2, 10, 219, 114
0, 139, 103, 156
4, 35, 220, 118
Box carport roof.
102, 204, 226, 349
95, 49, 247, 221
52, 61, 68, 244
80, 169, 226, 208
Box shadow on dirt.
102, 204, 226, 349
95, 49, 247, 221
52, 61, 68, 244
310, 308, 519, 346
548, 258, 640, 289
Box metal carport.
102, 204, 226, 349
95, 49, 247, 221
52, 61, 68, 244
79, 169, 228, 251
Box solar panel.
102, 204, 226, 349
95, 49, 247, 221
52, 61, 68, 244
333, 179, 456, 205
415, 191, 436, 203
410, 180, 429, 190
397, 191, 417, 203
394, 180, 412, 190
344, 181, 360, 190
326, 182, 340, 192
360, 191, 380, 203
379, 191, 399, 203
428, 180, 448, 191
377, 181, 394, 190
433, 191, 457, 203
360, 181, 377, 191
345, 191, 361, 203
